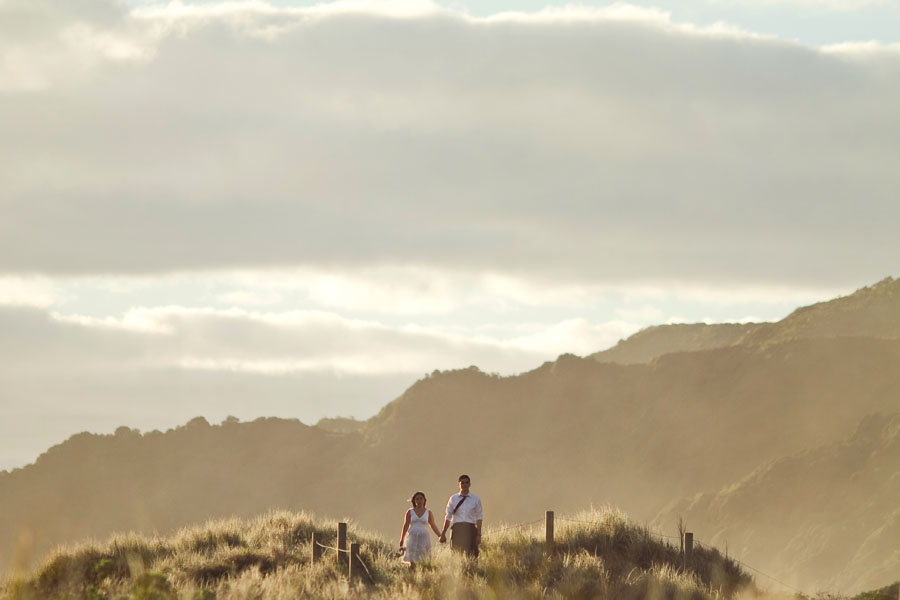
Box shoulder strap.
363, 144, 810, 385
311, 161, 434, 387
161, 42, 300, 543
452, 495, 468, 514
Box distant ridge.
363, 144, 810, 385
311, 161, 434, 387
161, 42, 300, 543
592, 277, 900, 365
591, 323, 763, 365
738, 276, 900, 347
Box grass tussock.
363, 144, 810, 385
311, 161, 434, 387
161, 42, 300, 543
1, 508, 756, 599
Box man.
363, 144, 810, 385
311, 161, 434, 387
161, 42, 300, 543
439, 474, 483, 556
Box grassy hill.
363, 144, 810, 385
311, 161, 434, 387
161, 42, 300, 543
1, 508, 752, 600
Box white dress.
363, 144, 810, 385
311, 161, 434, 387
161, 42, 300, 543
403, 509, 432, 563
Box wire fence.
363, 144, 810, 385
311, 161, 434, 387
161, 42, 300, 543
487, 519, 543, 534
313, 540, 376, 584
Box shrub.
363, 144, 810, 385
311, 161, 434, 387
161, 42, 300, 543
132, 572, 176, 600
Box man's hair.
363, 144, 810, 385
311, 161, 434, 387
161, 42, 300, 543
458, 474, 470, 482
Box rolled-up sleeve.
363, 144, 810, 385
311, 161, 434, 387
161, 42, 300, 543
473, 497, 483, 521
445, 496, 455, 522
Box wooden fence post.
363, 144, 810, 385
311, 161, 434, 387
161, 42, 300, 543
311, 531, 323, 564
683, 532, 693, 569
338, 522, 348, 566
545, 511, 555, 555
348, 542, 361, 582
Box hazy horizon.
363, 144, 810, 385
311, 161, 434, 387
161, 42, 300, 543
3, 0, 899, 472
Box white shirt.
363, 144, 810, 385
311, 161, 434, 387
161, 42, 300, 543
444, 492, 483, 525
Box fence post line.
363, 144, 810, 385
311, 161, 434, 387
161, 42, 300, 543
683, 532, 694, 569
338, 522, 348, 566
311, 531, 322, 564
545, 510, 555, 556
348, 542, 361, 582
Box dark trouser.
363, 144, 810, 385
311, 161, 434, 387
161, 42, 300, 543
450, 522, 478, 556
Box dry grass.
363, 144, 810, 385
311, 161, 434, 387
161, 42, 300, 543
1, 508, 756, 599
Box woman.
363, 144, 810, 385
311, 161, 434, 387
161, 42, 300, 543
399, 491, 442, 564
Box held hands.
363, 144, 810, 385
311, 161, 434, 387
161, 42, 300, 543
438, 533, 446, 544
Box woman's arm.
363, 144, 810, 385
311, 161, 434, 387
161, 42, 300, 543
399, 509, 411, 547
428, 510, 442, 536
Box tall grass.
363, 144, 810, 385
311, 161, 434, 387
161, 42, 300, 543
1, 508, 756, 599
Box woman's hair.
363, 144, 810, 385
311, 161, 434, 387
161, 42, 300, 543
410, 491, 426, 507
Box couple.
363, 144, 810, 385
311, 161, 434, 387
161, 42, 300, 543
399, 474, 483, 564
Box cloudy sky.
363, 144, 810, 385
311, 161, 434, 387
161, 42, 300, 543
2, 0, 898, 471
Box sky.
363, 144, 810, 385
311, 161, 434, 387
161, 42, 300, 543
1, 0, 899, 471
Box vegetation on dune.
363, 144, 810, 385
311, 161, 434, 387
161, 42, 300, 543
1, 508, 755, 599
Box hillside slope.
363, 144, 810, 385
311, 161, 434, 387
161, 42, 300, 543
590, 277, 900, 365
1, 508, 752, 600
739, 277, 900, 347
590, 323, 763, 365
653, 412, 900, 595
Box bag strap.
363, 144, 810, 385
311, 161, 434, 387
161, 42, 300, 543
452, 495, 468, 514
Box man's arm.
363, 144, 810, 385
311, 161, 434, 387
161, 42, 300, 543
474, 498, 483, 542
439, 518, 450, 543
439, 496, 454, 543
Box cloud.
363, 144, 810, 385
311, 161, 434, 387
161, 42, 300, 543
216, 289, 283, 306
713, 0, 889, 10
496, 318, 637, 356
0, 276, 59, 307
822, 40, 900, 55
615, 305, 665, 322
0, 1, 898, 289
0, 0, 155, 92
0, 303, 635, 379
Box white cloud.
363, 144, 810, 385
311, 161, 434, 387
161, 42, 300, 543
0, 0, 156, 92
713, 0, 889, 10
4, 304, 597, 376
822, 40, 900, 55
216, 289, 283, 306
498, 318, 639, 356
615, 305, 665, 322
0, 276, 59, 307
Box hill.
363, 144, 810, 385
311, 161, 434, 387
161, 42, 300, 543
653, 412, 900, 595
739, 277, 900, 347
590, 277, 900, 365
590, 323, 764, 365
0, 508, 752, 600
